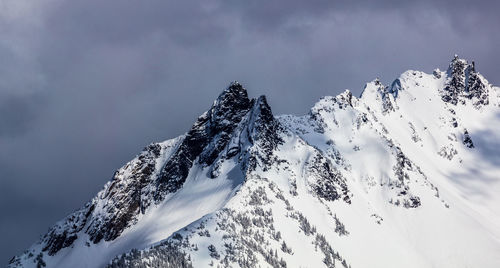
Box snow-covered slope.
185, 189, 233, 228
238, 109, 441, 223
9, 56, 500, 268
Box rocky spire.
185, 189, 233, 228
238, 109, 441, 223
155, 82, 253, 200
465, 62, 489, 108
441, 55, 488, 108
442, 55, 467, 105
208, 81, 252, 131
243, 95, 283, 172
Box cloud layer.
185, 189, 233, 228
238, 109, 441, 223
1, 0, 499, 263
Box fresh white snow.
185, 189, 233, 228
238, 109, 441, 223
11, 59, 500, 268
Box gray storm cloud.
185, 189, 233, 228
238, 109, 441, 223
1, 0, 499, 263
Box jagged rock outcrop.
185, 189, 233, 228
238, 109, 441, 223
154, 82, 253, 199
86, 143, 164, 243
242, 96, 284, 172
42, 202, 95, 256
376, 79, 396, 115
465, 62, 489, 108
441, 55, 489, 108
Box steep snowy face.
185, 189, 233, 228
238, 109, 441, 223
9, 57, 500, 268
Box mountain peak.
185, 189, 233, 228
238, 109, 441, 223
155, 83, 253, 196
442, 55, 489, 107
447, 54, 467, 75
208, 82, 252, 128
217, 81, 249, 105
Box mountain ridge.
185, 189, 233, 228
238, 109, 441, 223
9, 56, 500, 268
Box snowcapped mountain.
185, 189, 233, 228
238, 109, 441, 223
9, 56, 500, 268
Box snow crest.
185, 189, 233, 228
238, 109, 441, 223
9, 58, 500, 268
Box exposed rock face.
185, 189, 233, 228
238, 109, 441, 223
41, 142, 170, 253
465, 62, 489, 108
42, 202, 95, 255
376, 79, 396, 115
442, 56, 467, 105
463, 129, 474, 148
86, 143, 163, 243
242, 96, 284, 172
155, 82, 252, 200
390, 78, 403, 98
306, 152, 351, 203
441, 56, 488, 108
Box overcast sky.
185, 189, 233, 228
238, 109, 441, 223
1, 0, 499, 264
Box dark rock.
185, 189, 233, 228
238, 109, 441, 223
442, 56, 489, 108
41, 202, 95, 255
463, 129, 474, 148
86, 143, 163, 244
404, 196, 421, 208
465, 62, 489, 108
307, 153, 350, 203
155, 82, 252, 200
442, 55, 467, 105
376, 80, 395, 114
243, 96, 284, 172
389, 78, 402, 98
